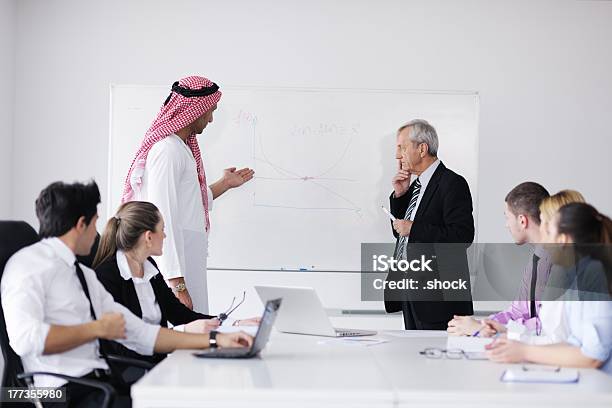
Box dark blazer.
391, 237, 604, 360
95, 254, 214, 364
384, 161, 474, 323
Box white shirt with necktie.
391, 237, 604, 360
407, 159, 440, 221
1, 238, 161, 388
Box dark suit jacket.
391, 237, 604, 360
384, 161, 474, 323
95, 254, 214, 364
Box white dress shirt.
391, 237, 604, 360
135, 134, 213, 313
521, 256, 609, 345
564, 301, 612, 375
116, 250, 162, 325
409, 159, 440, 221
1, 238, 160, 388
522, 301, 568, 345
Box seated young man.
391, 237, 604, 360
448, 182, 552, 337
1, 180, 252, 407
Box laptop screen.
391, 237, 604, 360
251, 298, 282, 354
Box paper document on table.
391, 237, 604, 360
446, 336, 494, 359
384, 330, 448, 338
317, 337, 389, 347
501, 367, 579, 383
341, 337, 388, 347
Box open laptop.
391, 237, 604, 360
255, 286, 376, 337
193, 298, 281, 359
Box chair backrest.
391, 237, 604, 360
0, 221, 40, 388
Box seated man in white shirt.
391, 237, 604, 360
1, 180, 253, 407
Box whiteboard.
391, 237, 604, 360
109, 86, 479, 272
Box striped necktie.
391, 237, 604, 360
394, 178, 421, 260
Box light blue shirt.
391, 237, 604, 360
565, 300, 612, 375
569, 256, 610, 301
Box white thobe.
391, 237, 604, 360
135, 134, 213, 314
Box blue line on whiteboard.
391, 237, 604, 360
307, 178, 362, 214
254, 203, 361, 212
313, 133, 355, 178
254, 148, 361, 211
241, 112, 362, 214
253, 175, 357, 182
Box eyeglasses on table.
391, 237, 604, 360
217, 291, 246, 326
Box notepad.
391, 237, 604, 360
445, 336, 495, 359
501, 367, 579, 383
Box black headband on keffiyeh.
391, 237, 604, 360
164, 81, 220, 105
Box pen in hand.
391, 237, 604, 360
381, 206, 397, 221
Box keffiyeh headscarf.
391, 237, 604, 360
121, 76, 222, 231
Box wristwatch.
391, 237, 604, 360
174, 282, 186, 292
209, 330, 218, 349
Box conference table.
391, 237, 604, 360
132, 330, 612, 408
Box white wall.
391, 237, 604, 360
0, 0, 16, 218
0, 0, 16, 385
11, 0, 612, 240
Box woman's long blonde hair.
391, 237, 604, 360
539, 190, 586, 223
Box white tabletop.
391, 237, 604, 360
372, 332, 612, 408
132, 330, 612, 408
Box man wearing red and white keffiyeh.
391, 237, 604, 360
122, 76, 254, 313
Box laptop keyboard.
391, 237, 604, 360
195, 347, 249, 358
218, 350, 249, 357
336, 329, 363, 337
